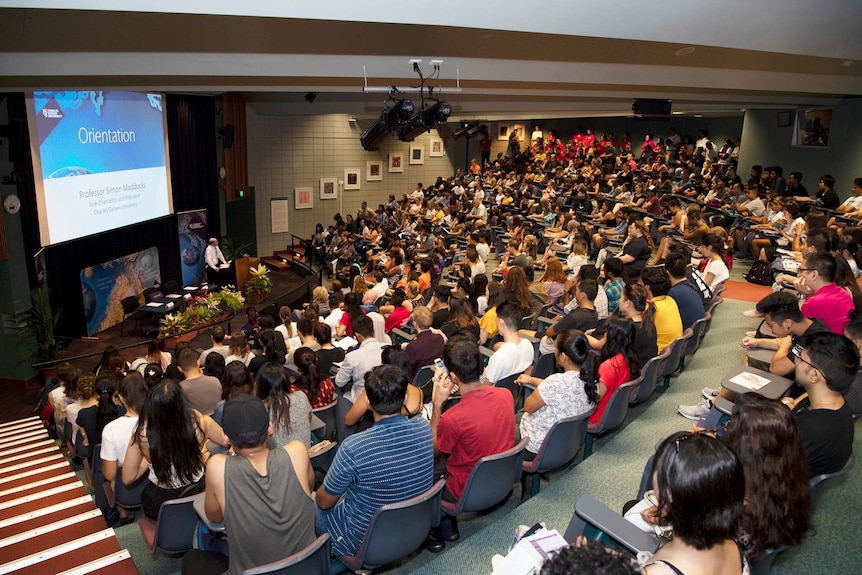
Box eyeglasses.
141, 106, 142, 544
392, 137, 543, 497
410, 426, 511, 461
795, 354, 821, 373
797, 268, 814, 274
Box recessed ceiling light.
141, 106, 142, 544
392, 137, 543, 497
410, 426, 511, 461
693, 114, 703, 118
843, 60, 854, 67
672, 111, 684, 115
675, 46, 696, 57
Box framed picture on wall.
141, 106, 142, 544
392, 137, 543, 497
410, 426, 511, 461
366, 160, 383, 181
429, 137, 445, 157
320, 178, 338, 200
497, 123, 510, 141
409, 145, 424, 165
389, 153, 404, 173
344, 168, 361, 190
295, 186, 313, 210
512, 124, 526, 142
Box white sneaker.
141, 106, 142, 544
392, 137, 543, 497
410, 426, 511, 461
702, 387, 720, 400
678, 399, 712, 420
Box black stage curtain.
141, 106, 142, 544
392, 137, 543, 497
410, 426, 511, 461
6, 93, 221, 337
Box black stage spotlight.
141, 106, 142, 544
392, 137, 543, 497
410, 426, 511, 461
424, 101, 452, 126
360, 98, 415, 151
305, 92, 317, 103
398, 101, 451, 142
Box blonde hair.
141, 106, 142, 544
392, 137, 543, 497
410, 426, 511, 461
523, 235, 538, 258
631, 219, 655, 251
352, 275, 368, 294
407, 280, 421, 298
312, 286, 328, 303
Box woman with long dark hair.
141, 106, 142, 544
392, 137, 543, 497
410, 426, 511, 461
723, 393, 811, 560
441, 297, 480, 341
292, 347, 334, 409
77, 374, 123, 460
589, 317, 641, 425
640, 432, 747, 574
336, 292, 365, 338
122, 380, 229, 519
517, 330, 598, 459
255, 363, 312, 448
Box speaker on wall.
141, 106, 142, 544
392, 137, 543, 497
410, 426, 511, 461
223, 124, 235, 149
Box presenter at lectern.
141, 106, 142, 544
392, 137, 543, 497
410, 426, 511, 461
205, 237, 233, 287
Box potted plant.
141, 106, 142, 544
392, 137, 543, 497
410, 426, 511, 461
23, 288, 63, 376
220, 236, 253, 261
245, 265, 272, 304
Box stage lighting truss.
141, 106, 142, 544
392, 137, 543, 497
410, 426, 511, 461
361, 60, 458, 148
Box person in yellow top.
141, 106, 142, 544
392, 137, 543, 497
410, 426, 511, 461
641, 267, 683, 352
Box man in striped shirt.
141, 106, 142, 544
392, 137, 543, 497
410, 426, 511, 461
315, 364, 434, 558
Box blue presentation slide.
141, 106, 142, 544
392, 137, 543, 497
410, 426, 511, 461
30, 91, 172, 245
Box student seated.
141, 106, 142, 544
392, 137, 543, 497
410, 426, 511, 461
639, 432, 747, 574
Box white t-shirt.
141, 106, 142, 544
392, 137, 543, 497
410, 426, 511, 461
840, 195, 862, 210
225, 351, 255, 366
65, 402, 85, 443
100, 415, 139, 466
481, 339, 534, 385
702, 258, 729, 291
519, 370, 594, 453
275, 322, 298, 340
476, 243, 490, 263
324, 308, 345, 330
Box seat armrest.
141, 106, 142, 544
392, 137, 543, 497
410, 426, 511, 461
575, 494, 661, 555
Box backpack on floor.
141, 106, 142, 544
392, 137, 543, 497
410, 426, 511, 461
744, 260, 773, 286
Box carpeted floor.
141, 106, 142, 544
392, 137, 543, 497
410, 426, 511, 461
721, 279, 774, 303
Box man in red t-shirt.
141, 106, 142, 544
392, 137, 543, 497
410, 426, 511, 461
427, 337, 514, 550
479, 131, 492, 167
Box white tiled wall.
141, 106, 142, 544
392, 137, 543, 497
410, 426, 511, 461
247, 111, 460, 257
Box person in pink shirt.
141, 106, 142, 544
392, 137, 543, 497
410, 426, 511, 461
798, 253, 856, 334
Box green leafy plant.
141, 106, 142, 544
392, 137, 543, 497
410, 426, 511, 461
24, 288, 63, 364
158, 312, 193, 338
220, 236, 253, 260
245, 265, 272, 296
214, 285, 245, 314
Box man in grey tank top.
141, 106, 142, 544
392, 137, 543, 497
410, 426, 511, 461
181, 395, 316, 575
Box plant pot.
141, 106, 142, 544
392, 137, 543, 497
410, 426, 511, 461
247, 292, 268, 305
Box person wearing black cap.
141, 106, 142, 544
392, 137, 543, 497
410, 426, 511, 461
181, 394, 315, 575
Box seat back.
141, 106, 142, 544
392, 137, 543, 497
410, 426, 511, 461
532, 352, 558, 380
810, 453, 855, 506
523, 411, 593, 474
658, 330, 692, 379
494, 373, 521, 410
448, 438, 528, 515
242, 534, 332, 575
349, 480, 445, 570
629, 353, 666, 405
683, 313, 710, 357
311, 399, 338, 440
145, 494, 201, 554
121, 295, 140, 315
163, 280, 180, 293
588, 380, 638, 435
413, 365, 436, 401
115, 466, 148, 509
705, 296, 724, 319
